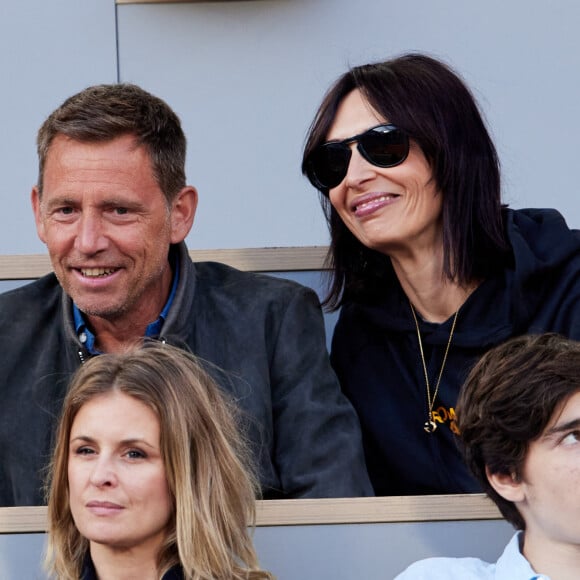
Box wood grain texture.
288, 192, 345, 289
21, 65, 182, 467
0, 495, 501, 533
0, 247, 328, 280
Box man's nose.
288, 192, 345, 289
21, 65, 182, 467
74, 212, 108, 255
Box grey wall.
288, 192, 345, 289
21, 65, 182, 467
0, 518, 514, 579
0, 1, 117, 254
1, 0, 579, 255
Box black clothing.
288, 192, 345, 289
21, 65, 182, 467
0, 242, 372, 506
332, 208, 580, 495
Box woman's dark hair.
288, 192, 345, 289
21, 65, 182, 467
457, 333, 580, 530
302, 53, 510, 309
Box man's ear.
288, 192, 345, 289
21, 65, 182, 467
486, 466, 526, 503
170, 186, 198, 244
31, 186, 47, 244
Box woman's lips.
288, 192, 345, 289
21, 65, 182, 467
86, 500, 124, 516
352, 193, 399, 217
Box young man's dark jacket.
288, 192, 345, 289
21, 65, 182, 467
0, 242, 372, 506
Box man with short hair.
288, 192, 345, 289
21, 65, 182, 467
396, 333, 580, 579
0, 83, 372, 506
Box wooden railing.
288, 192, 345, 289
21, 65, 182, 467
0, 495, 501, 534
0, 247, 328, 280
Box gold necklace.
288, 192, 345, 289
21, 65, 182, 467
409, 301, 459, 434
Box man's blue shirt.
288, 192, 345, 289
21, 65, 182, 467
73, 259, 179, 355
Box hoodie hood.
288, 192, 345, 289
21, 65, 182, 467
348, 207, 580, 347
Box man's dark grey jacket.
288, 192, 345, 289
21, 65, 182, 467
0, 242, 372, 506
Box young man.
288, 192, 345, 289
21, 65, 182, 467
396, 333, 580, 579
0, 83, 372, 506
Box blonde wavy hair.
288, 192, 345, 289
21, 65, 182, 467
45, 341, 274, 579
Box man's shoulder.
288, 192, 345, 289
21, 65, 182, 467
191, 261, 316, 300
0, 274, 64, 353
0, 274, 62, 318
0, 274, 61, 309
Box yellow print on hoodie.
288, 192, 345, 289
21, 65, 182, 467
431, 406, 460, 434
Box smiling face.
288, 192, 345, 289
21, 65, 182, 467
68, 391, 172, 553
325, 89, 443, 257
32, 134, 196, 327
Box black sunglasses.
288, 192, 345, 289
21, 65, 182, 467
305, 124, 410, 191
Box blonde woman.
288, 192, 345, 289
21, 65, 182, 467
45, 341, 274, 580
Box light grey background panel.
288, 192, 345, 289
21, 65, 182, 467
254, 520, 515, 579
0, 280, 26, 293
0, 519, 514, 580
116, 0, 580, 254
2, 1, 579, 254
0, 1, 117, 254
0, 534, 45, 580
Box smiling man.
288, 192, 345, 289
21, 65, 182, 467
395, 333, 580, 579
33, 133, 191, 353
0, 83, 372, 506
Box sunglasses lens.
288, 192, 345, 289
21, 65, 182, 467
307, 144, 351, 190
306, 125, 409, 192
359, 127, 409, 167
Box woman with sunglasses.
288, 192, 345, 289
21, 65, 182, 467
302, 53, 580, 496
44, 341, 274, 580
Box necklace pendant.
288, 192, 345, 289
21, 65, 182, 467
424, 420, 437, 433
